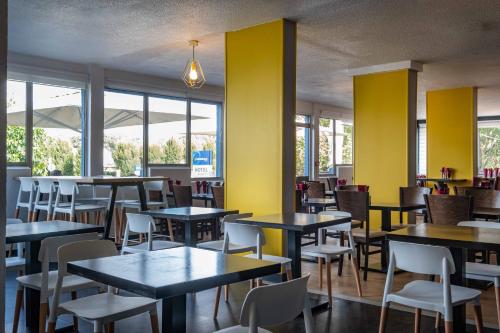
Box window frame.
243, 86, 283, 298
104, 88, 223, 179
296, 114, 312, 178
318, 117, 353, 177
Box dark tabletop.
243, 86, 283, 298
304, 198, 336, 206
234, 213, 351, 233
6, 221, 103, 244
142, 207, 238, 221
387, 223, 500, 251
67, 247, 280, 299
30, 176, 168, 185
369, 202, 426, 211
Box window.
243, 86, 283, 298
7, 80, 27, 164
104, 91, 144, 176
478, 120, 500, 171
148, 96, 187, 165
319, 118, 334, 174
296, 115, 311, 177
191, 101, 220, 178
417, 122, 427, 175
335, 120, 352, 165
32, 84, 83, 176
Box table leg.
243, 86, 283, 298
162, 294, 186, 333
381, 208, 392, 231
103, 184, 118, 240
287, 230, 302, 279
450, 247, 467, 333
137, 182, 148, 211
184, 221, 198, 247
25, 240, 41, 333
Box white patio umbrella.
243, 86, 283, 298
7, 105, 205, 132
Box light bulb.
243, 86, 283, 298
189, 62, 198, 81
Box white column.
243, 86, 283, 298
87, 65, 104, 176
0, 0, 7, 329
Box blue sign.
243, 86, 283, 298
192, 150, 212, 166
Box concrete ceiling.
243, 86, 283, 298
8, 0, 500, 117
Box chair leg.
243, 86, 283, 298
378, 306, 388, 333
105, 322, 114, 333
12, 288, 23, 333
213, 286, 222, 319
318, 257, 323, 289
39, 302, 48, 333
351, 258, 363, 297
71, 291, 79, 331
167, 219, 175, 241
338, 254, 344, 276
495, 286, 500, 330
444, 321, 453, 333
326, 259, 332, 308
435, 312, 441, 329
473, 304, 484, 333
93, 321, 103, 333
48, 322, 56, 333
363, 243, 369, 281
224, 284, 229, 302
414, 308, 421, 333
286, 268, 293, 281
113, 207, 121, 244
150, 311, 160, 333
14, 207, 20, 218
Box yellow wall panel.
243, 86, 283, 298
354, 70, 416, 227
225, 20, 295, 255
426, 87, 477, 183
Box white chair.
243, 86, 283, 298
213, 220, 293, 319
32, 178, 56, 222
47, 239, 159, 333
121, 213, 182, 254
52, 180, 107, 223
458, 221, 500, 329
379, 241, 483, 333
6, 218, 25, 273
302, 211, 362, 307
214, 275, 314, 333
197, 213, 257, 253
12, 232, 101, 333
15, 177, 36, 221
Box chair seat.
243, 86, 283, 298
245, 253, 292, 265
387, 280, 481, 312
17, 270, 99, 293
16, 202, 32, 209
301, 244, 352, 258
7, 218, 23, 224
352, 228, 386, 240
214, 326, 271, 333
55, 204, 107, 213
117, 200, 164, 209
58, 293, 157, 321
6, 257, 25, 270
466, 262, 500, 282
197, 240, 256, 254
122, 240, 183, 253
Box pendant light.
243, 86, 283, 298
182, 40, 206, 89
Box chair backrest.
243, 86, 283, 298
173, 185, 192, 207
454, 186, 476, 196
334, 190, 369, 222
144, 180, 167, 203
318, 210, 352, 232
400, 186, 431, 206
458, 220, 500, 229
211, 185, 224, 209
424, 194, 473, 225
389, 241, 455, 275
57, 179, 78, 196
19, 177, 35, 192
306, 181, 325, 199
465, 188, 500, 208
239, 275, 312, 332
495, 177, 500, 190
326, 177, 338, 191
37, 179, 55, 194
125, 213, 155, 233
224, 221, 264, 256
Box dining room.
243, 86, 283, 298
2, 1, 500, 333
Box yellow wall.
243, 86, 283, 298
354, 70, 416, 226
426, 87, 477, 184
225, 20, 295, 255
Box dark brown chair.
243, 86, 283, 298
337, 185, 370, 192
334, 190, 386, 281
424, 194, 473, 226
326, 177, 338, 192
465, 188, 500, 209
306, 181, 325, 199
211, 186, 224, 209
398, 186, 432, 227
173, 185, 192, 207
495, 177, 500, 190
454, 186, 476, 196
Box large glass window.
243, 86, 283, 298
296, 115, 311, 177
417, 122, 427, 175
478, 120, 500, 171
335, 120, 353, 165
319, 118, 334, 174
191, 101, 220, 178
148, 96, 187, 165
32, 84, 83, 176
104, 91, 144, 176
7, 80, 27, 164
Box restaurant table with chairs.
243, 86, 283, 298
6, 221, 104, 333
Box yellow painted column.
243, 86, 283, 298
353, 70, 417, 227
225, 20, 296, 255
426, 87, 477, 186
